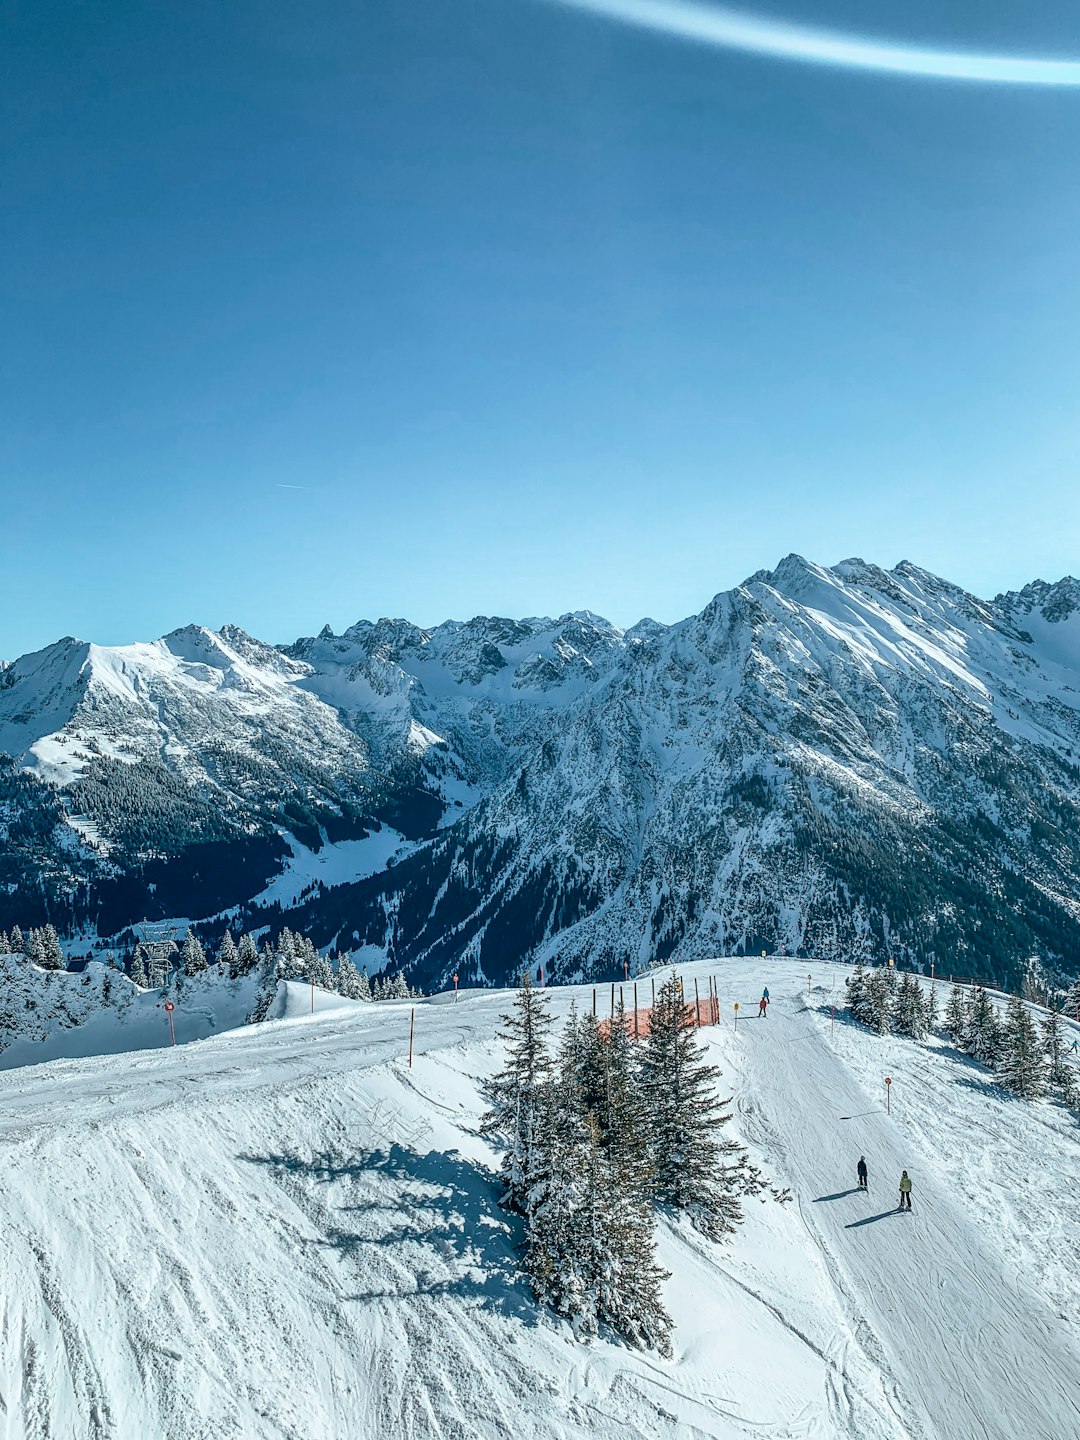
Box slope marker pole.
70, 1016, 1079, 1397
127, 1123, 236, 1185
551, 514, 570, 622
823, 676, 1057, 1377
408, 1007, 415, 1069
633, 983, 638, 1038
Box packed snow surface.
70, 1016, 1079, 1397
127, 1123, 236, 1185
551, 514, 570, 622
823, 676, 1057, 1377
1, 958, 1077, 1439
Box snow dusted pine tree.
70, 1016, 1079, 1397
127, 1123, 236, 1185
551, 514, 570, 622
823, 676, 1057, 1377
41, 924, 65, 970
997, 996, 1046, 1100
967, 989, 1004, 1065
526, 1015, 671, 1355
26, 928, 46, 967
0, 931, 9, 954
1063, 976, 1080, 1024
130, 946, 148, 989
639, 973, 752, 1241
8, 925, 24, 956
1040, 1008, 1077, 1104
215, 931, 238, 976
943, 984, 970, 1046
862, 967, 895, 1035
181, 929, 208, 976
893, 973, 928, 1039
482, 972, 555, 1212
524, 1023, 602, 1337
337, 953, 367, 999
577, 1006, 653, 1202
923, 981, 939, 1033
845, 961, 868, 1023
234, 932, 259, 978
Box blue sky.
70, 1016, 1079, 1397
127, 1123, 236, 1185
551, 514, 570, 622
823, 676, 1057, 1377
3, 0, 1079, 656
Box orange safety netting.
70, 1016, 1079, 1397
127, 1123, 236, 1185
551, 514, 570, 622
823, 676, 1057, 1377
597, 996, 720, 1041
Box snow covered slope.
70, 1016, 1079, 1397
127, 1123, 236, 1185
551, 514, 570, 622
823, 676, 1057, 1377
3, 558, 1080, 988
1, 958, 1076, 1439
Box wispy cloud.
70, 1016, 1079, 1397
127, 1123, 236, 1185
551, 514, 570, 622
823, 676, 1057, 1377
276, 483, 315, 491
544, 0, 1080, 86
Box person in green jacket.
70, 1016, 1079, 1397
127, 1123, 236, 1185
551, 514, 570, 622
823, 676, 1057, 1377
898, 1171, 913, 1210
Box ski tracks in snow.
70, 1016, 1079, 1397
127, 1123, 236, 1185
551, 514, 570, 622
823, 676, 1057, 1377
736, 990, 1080, 1440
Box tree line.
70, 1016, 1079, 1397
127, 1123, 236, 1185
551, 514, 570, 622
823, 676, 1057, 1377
846, 962, 1080, 1107
0, 923, 420, 1012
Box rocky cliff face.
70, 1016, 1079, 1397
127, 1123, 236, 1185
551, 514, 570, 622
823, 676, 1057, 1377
2, 557, 1079, 988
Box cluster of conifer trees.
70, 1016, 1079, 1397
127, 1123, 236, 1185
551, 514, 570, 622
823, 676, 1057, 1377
483, 972, 764, 1355
0, 920, 419, 1013
846, 963, 938, 1038
847, 962, 1080, 1106
0, 925, 64, 969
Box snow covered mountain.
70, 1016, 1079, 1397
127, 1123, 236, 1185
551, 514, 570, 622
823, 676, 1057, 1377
2, 557, 1080, 989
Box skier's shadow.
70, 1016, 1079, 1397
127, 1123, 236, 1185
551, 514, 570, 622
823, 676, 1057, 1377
845, 1209, 904, 1228
814, 1188, 861, 1202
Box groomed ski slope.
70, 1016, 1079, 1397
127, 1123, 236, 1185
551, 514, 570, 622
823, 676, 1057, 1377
0, 960, 1077, 1439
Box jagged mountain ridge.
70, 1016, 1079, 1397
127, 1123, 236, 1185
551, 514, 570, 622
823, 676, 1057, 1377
2, 556, 1079, 987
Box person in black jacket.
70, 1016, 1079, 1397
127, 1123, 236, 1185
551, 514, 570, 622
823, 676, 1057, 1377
857, 1156, 868, 1190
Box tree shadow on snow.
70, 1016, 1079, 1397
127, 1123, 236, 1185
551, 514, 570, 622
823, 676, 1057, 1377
240, 1144, 538, 1324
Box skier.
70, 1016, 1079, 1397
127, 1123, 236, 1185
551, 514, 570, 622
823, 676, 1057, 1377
898, 1170, 913, 1210
857, 1156, 868, 1191
758, 994, 769, 1017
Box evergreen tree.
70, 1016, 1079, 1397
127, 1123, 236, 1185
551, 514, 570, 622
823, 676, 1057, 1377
269, 930, 293, 979
863, 967, 894, 1035
525, 1019, 672, 1355
9, 925, 24, 956
482, 972, 555, 1212
0, 930, 9, 954
130, 946, 149, 989
40, 924, 64, 971
336, 953, 366, 999
577, 1007, 653, 1202
1063, 977, 1080, 1024
356, 967, 372, 1001
1040, 1008, 1077, 1104
234, 932, 259, 978
998, 996, 1046, 1100
639, 973, 751, 1240
967, 988, 1003, 1065
309, 950, 334, 991
181, 929, 208, 976
892, 973, 925, 1038
245, 945, 280, 1023
215, 931, 238, 975
845, 961, 868, 1022
923, 982, 939, 1034
943, 984, 969, 1046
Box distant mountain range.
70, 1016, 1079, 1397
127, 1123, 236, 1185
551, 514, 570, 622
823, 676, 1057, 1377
2, 555, 1079, 990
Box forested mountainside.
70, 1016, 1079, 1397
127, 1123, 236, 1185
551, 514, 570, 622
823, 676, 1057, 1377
2, 556, 1079, 991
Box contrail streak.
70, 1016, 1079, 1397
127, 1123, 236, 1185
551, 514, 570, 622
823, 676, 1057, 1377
540, 0, 1080, 85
